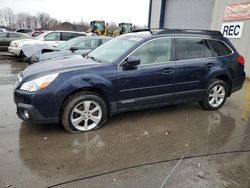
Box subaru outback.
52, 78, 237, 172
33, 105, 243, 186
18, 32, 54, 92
14, 29, 246, 133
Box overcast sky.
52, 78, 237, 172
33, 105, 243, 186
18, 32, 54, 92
0, 0, 149, 25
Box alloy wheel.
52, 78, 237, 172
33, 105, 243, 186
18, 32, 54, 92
208, 85, 226, 108
70, 100, 102, 131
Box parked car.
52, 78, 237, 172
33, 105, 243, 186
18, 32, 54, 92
0, 32, 33, 51
0, 28, 7, 32
15, 28, 33, 33
9, 31, 87, 56
14, 29, 245, 133
28, 36, 112, 64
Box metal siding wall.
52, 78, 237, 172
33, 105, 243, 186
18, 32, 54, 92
150, 0, 162, 28
211, 0, 250, 77
163, 0, 215, 29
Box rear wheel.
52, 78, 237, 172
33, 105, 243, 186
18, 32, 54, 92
199, 79, 227, 110
61, 91, 108, 133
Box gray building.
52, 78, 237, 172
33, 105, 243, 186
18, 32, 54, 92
148, 0, 250, 77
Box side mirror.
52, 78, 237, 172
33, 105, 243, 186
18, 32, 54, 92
70, 46, 78, 52
123, 56, 140, 68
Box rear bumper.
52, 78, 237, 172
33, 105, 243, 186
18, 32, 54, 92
230, 71, 246, 94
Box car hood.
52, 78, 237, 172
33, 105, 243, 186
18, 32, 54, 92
19, 39, 43, 46
12, 39, 43, 47
22, 43, 54, 58
38, 49, 91, 62
22, 55, 100, 81
38, 50, 74, 62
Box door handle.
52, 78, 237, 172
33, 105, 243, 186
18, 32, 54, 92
162, 68, 174, 74
205, 63, 215, 69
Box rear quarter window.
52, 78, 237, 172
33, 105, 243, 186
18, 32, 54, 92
207, 40, 232, 57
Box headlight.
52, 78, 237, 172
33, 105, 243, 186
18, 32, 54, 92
20, 73, 59, 92
11, 42, 19, 47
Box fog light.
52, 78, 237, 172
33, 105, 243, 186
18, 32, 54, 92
23, 110, 30, 119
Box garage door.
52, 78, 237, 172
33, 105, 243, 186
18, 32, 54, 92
164, 0, 215, 29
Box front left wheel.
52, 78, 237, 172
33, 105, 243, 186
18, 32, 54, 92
61, 91, 108, 133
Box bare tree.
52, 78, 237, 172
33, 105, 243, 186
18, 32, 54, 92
38, 13, 51, 29
0, 7, 145, 32
2, 8, 15, 28
16, 13, 28, 28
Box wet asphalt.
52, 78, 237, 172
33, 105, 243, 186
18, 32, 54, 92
0, 54, 250, 188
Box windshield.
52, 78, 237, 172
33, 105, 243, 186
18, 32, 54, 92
121, 24, 132, 33
92, 22, 104, 31
57, 37, 84, 50
35, 33, 45, 40
87, 35, 143, 63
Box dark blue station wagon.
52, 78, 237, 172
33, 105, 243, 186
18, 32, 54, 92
14, 29, 246, 133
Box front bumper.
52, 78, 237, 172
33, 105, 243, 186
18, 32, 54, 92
8, 46, 22, 56
14, 89, 60, 124
16, 103, 58, 124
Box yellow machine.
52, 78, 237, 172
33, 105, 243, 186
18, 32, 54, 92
88, 20, 108, 36
113, 22, 133, 37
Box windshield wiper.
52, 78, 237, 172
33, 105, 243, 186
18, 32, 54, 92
86, 55, 102, 63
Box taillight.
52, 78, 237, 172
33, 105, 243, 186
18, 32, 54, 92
236, 55, 245, 65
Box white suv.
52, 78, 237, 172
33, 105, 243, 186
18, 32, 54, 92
9, 31, 87, 56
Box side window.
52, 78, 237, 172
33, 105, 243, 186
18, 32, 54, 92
0, 32, 7, 38
61, 33, 77, 41
207, 40, 232, 57
131, 38, 172, 65
176, 38, 204, 60
76, 39, 99, 50
8, 33, 21, 38
44, 32, 60, 41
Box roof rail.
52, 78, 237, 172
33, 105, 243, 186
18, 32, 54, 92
155, 28, 223, 36
131, 29, 153, 33
131, 28, 164, 33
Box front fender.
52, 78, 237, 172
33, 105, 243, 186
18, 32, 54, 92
53, 72, 114, 110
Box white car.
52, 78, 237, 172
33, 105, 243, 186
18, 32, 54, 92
0, 28, 7, 32
8, 31, 87, 56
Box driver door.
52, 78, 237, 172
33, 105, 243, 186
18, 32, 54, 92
117, 37, 175, 108
43, 32, 61, 47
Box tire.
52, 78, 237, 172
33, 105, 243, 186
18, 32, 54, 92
61, 91, 108, 133
20, 51, 25, 58
199, 79, 228, 110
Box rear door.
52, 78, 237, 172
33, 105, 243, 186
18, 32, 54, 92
117, 37, 175, 108
174, 37, 214, 100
